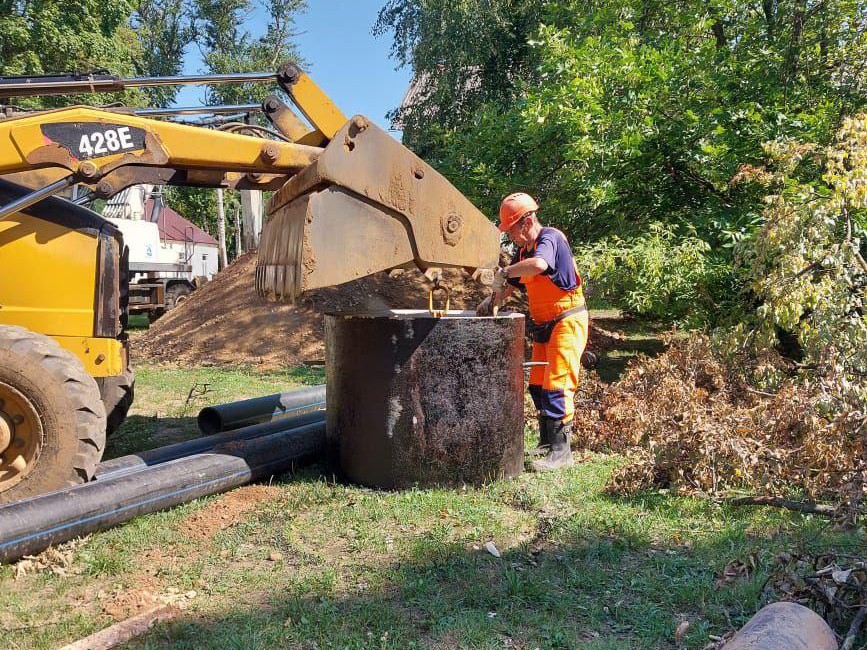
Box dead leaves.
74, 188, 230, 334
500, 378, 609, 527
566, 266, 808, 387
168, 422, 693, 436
715, 554, 757, 588
571, 334, 865, 509
763, 552, 867, 636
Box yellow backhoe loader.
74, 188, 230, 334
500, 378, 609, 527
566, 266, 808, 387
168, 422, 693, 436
0, 64, 500, 502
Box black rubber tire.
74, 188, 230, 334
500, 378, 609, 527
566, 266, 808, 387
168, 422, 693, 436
96, 367, 135, 437
0, 326, 106, 503
166, 283, 192, 310
581, 350, 598, 369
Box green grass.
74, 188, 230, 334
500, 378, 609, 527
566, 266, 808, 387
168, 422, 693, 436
589, 311, 674, 383
106, 363, 325, 459
0, 365, 861, 650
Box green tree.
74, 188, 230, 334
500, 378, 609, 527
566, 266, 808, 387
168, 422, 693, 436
165, 0, 307, 251
722, 116, 867, 409
0, 0, 138, 108
193, 0, 306, 104
378, 0, 867, 325
132, 0, 196, 106
374, 0, 547, 152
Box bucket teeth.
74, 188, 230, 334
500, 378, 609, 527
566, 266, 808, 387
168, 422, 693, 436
256, 186, 416, 302
256, 116, 501, 303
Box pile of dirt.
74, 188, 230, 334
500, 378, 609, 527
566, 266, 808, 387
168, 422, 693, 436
136, 252, 526, 368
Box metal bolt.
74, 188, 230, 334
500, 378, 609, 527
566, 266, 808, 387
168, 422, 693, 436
12, 414, 23, 426
264, 97, 279, 112
446, 217, 460, 233
95, 354, 105, 364
261, 145, 279, 163
96, 180, 114, 197
78, 161, 99, 178
352, 116, 368, 131
413, 168, 425, 180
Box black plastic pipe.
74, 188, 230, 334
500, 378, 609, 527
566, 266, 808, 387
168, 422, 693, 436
0, 421, 325, 563
197, 385, 326, 434
96, 409, 325, 480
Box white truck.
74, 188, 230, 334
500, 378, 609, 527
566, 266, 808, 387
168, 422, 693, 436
106, 216, 197, 321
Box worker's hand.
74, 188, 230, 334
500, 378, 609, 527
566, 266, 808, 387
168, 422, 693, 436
491, 266, 509, 292
476, 296, 497, 317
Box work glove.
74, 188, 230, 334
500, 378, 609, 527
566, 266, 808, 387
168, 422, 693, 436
476, 296, 497, 317
491, 266, 509, 292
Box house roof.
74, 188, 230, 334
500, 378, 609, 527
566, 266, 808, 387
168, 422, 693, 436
144, 199, 219, 246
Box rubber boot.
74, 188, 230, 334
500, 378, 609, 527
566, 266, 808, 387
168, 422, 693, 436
527, 415, 552, 457
529, 419, 574, 472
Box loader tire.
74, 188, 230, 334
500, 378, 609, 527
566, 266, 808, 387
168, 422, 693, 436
166, 283, 192, 310
96, 367, 135, 437
0, 326, 106, 503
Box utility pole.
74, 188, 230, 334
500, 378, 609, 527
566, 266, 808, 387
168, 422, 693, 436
240, 190, 262, 250
215, 188, 228, 270
234, 207, 242, 257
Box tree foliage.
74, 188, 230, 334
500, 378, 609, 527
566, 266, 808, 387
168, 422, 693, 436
378, 0, 867, 325
133, 0, 196, 106
0, 0, 138, 108
194, 0, 306, 105
723, 115, 867, 408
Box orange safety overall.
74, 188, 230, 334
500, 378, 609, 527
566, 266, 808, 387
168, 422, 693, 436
517, 242, 588, 423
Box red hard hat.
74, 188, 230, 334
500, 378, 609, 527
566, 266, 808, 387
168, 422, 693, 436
498, 192, 539, 232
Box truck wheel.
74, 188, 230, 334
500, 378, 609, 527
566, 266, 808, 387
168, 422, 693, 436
96, 367, 135, 437
166, 283, 192, 310
0, 326, 106, 503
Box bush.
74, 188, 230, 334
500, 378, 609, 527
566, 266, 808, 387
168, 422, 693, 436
576, 223, 735, 326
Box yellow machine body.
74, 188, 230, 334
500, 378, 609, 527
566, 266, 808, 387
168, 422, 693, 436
0, 181, 126, 378
0, 62, 502, 500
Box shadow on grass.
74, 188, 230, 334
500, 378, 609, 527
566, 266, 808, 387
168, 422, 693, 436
123, 466, 862, 650
104, 414, 200, 460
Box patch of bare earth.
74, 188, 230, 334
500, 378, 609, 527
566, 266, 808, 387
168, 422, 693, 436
178, 484, 280, 542
99, 486, 280, 619
13, 485, 283, 628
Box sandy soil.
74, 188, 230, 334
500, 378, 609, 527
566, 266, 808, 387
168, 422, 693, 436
136, 252, 526, 368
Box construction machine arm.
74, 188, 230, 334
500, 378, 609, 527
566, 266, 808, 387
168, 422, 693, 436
0, 105, 322, 217
0, 106, 321, 178
0, 67, 501, 301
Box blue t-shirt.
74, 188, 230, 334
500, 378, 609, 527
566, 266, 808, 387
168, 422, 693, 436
507, 227, 580, 291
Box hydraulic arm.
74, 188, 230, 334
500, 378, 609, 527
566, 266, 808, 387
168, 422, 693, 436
0, 64, 501, 300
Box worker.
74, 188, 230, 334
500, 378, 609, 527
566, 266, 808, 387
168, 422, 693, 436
477, 192, 588, 472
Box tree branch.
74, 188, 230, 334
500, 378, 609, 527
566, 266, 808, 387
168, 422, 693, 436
841, 602, 867, 650
728, 495, 837, 516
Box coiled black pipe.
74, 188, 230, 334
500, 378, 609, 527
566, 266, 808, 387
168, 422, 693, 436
197, 384, 326, 434
0, 421, 325, 563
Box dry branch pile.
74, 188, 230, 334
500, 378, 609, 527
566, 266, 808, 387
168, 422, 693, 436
572, 335, 865, 507
763, 552, 867, 643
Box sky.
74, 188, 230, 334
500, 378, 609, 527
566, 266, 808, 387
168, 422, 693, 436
174, 1, 413, 133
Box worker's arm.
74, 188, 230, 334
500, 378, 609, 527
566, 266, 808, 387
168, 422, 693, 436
491, 282, 516, 305
502, 257, 548, 278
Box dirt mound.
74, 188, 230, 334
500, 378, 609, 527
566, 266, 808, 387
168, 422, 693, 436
136, 252, 520, 368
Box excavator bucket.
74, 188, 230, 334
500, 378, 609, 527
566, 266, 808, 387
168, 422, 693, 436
256, 116, 501, 302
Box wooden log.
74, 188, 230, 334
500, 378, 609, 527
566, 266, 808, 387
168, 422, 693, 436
59, 605, 177, 650
721, 602, 836, 650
